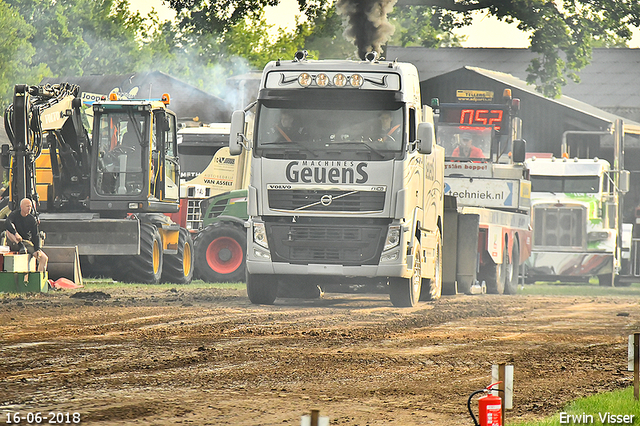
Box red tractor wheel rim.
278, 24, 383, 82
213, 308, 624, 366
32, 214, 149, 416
206, 236, 243, 274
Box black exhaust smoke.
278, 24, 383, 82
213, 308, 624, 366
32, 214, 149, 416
336, 0, 397, 60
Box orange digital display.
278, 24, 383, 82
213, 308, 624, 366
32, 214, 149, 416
440, 105, 507, 131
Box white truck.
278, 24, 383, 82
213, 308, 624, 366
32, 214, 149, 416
229, 51, 445, 307
525, 154, 632, 286
434, 90, 531, 295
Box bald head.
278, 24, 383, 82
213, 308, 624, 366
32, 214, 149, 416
20, 198, 32, 217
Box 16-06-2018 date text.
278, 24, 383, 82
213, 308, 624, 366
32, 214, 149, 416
5, 412, 81, 424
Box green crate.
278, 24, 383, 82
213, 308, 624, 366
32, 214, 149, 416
0, 271, 49, 293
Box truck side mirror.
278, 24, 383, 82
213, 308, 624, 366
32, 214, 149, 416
512, 139, 526, 163
619, 170, 630, 193
1, 144, 10, 169
229, 110, 246, 155
416, 122, 433, 155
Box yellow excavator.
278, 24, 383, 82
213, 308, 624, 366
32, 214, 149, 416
2, 83, 193, 284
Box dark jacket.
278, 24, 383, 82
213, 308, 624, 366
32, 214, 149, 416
5, 209, 40, 251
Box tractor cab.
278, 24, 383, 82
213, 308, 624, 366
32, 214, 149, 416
90, 94, 180, 215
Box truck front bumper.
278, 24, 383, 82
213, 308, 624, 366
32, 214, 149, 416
525, 251, 612, 278
246, 257, 410, 278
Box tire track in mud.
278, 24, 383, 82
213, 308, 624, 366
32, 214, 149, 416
1, 289, 638, 425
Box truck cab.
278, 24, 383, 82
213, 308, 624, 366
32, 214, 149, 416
525, 156, 631, 285
229, 52, 445, 306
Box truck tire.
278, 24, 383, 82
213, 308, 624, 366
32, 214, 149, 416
116, 223, 163, 284
598, 273, 629, 287
482, 246, 507, 295
194, 223, 246, 283
504, 241, 519, 294
420, 229, 442, 301
246, 272, 278, 305
161, 228, 194, 284
389, 240, 422, 307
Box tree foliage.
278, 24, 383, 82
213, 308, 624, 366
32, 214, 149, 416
167, 0, 640, 98
395, 0, 640, 97
0, 1, 48, 108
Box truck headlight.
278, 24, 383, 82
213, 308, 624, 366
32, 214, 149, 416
253, 222, 269, 249
383, 225, 401, 251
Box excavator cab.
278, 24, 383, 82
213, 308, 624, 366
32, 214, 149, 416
90, 97, 180, 215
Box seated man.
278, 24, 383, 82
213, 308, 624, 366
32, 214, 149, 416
369, 111, 401, 143
271, 111, 308, 142
5, 198, 48, 272
452, 133, 485, 158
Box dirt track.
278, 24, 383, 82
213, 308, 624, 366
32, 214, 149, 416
1, 285, 638, 425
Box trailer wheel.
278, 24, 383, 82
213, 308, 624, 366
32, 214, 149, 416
389, 240, 422, 307
504, 241, 519, 294
246, 272, 278, 305
116, 223, 163, 284
420, 229, 442, 301
482, 246, 507, 295
161, 228, 194, 284
194, 222, 246, 283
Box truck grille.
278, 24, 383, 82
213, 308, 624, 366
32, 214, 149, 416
186, 199, 202, 230
533, 205, 585, 249
267, 222, 386, 265
268, 189, 385, 212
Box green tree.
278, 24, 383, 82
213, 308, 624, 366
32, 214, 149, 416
388, 5, 464, 48
75, 0, 147, 75
395, 0, 640, 97
168, 0, 640, 98
0, 0, 48, 107
6, 0, 90, 77
5, 0, 163, 78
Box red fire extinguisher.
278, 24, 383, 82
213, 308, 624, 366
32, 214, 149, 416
467, 382, 503, 426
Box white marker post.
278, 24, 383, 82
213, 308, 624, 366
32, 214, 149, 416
301, 409, 329, 426
492, 364, 514, 425
629, 333, 640, 400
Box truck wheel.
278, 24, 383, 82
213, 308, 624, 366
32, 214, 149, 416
420, 230, 442, 301
246, 272, 278, 305
482, 247, 507, 295
161, 228, 194, 284
117, 223, 163, 284
194, 223, 246, 283
504, 241, 519, 294
389, 240, 422, 307
597, 273, 625, 287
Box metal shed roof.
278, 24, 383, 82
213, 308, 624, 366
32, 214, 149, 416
463, 66, 640, 134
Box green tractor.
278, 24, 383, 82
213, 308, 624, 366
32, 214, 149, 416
193, 189, 248, 282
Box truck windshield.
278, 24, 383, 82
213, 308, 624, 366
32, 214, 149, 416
177, 130, 228, 181
255, 102, 404, 161
437, 125, 491, 160
530, 175, 600, 193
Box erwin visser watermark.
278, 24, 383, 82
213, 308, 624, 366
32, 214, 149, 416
559, 412, 636, 424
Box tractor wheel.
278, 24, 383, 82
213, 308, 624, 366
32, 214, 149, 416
504, 241, 520, 294
420, 229, 442, 301
161, 228, 194, 284
116, 223, 163, 284
194, 222, 246, 283
246, 272, 278, 305
482, 245, 507, 295
389, 240, 422, 307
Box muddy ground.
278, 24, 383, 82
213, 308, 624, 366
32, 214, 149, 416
1, 284, 638, 425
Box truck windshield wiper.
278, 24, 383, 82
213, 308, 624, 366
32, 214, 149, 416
328, 142, 385, 159
261, 142, 318, 158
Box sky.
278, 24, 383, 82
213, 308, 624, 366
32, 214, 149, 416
132, 0, 640, 49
